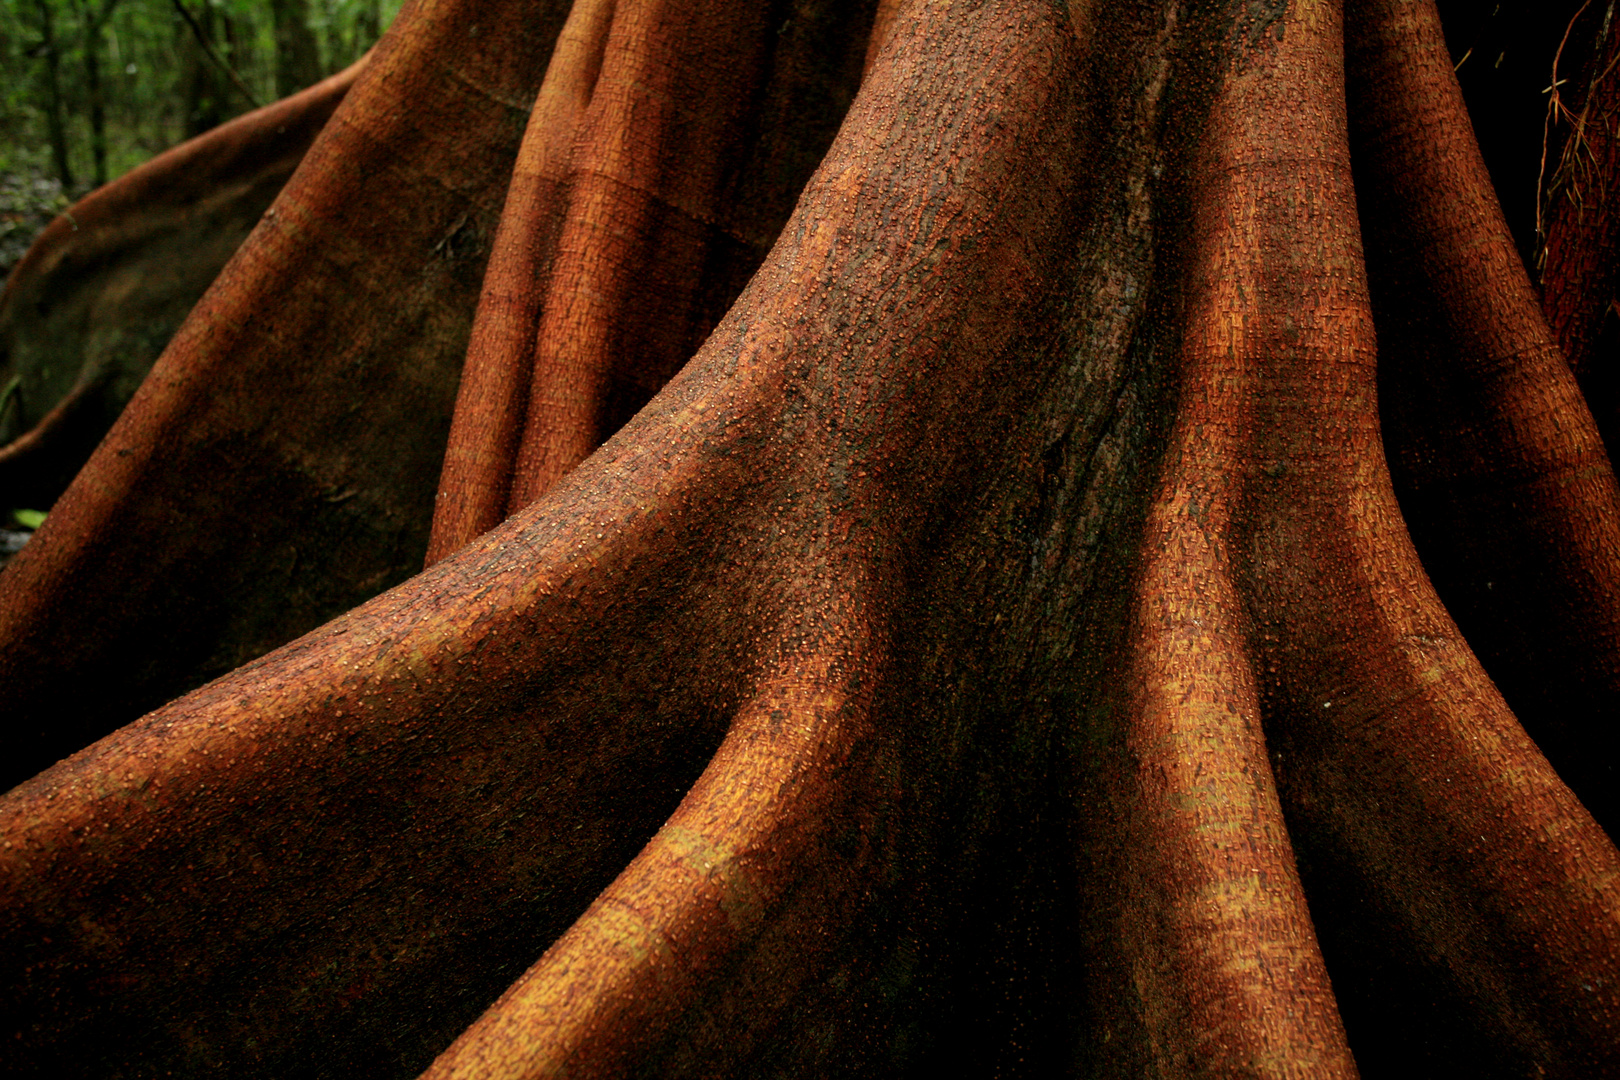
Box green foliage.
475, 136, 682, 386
0, 0, 400, 196
0, 169, 66, 275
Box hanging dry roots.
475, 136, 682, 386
0, 0, 1617, 1076
1542, 1, 1620, 454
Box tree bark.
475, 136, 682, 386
1, 0, 1618, 1076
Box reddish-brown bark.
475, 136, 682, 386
0, 56, 364, 510
2, 0, 1619, 1077
0, 0, 573, 784
427, 0, 874, 560
1352, 0, 1620, 847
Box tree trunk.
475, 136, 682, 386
34, 0, 76, 192
2, 0, 1618, 1077
75, 0, 111, 187
178, 1, 240, 137
271, 0, 323, 97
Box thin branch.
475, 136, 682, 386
170, 0, 260, 109
1536, 0, 1620, 266
1537, 0, 1593, 251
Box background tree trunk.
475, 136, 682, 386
270, 0, 322, 96
72, 0, 120, 188
178, 1, 245, 137
34, 0, 77, 191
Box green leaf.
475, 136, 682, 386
12, 509, 46, 529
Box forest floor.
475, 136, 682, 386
0, 165, 62, 568
0, 167, 68, 282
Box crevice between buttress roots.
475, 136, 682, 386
426, 0, 883, 562
424, 597, 887, 1079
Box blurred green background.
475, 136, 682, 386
0, 0, 402, 272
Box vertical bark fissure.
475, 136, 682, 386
1073, 2, 1361, 1073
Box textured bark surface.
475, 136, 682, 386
0, 0, 571, 788
427, 0, 875, 560
2, 0, 1619, 1077
1437, 0, 1593, 271
1353, 0, 1620, 846
0, 58, 362, 510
